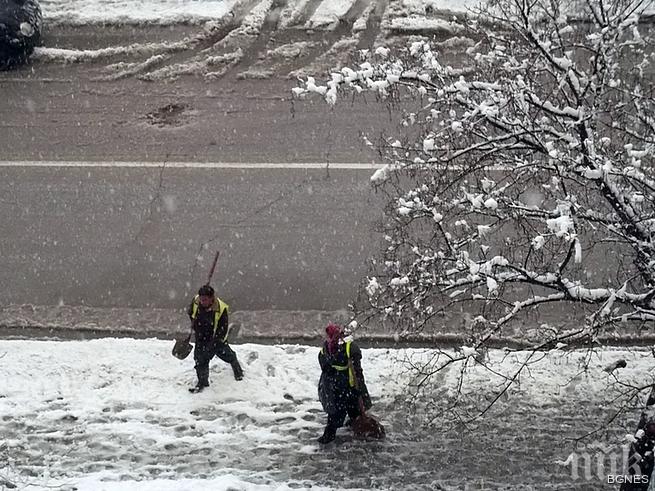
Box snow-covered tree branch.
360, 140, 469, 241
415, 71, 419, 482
294, 0, 655, 354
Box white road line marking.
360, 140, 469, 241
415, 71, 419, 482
0, 161, 384, 169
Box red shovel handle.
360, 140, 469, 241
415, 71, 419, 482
207, 250, 220, 284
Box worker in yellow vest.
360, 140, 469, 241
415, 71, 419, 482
187, 284, 243, 393
317, 323, 372, 443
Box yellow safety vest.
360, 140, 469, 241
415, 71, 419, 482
324, 340, 356, 387
191, 295, 230, 342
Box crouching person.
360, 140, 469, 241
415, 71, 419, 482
317, 323, 372, 444
188, 284, 243, 393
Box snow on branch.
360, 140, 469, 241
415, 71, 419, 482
295, 0, 655, 353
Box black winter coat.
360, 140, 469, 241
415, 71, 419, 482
187, 300, 229, 347
318, 339, 372, 415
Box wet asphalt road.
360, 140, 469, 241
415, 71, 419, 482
0, 64, 394, 163
0, 27, 401, 311
0, 163, 385, 310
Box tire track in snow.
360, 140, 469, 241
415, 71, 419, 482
30, 1, 477, 81
337, 0, 372, 33
356, 0, 389, 51
94, 0, 264, 80
289, 0, 325, 27
68, 0, 264, 80
252, 0, 379, 78
192, 0, 263, 52
224, 0, 289, 79
137, 0, 273, 80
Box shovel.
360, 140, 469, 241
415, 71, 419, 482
352, 396, 386, 440
172, 250, 221, 360
172, 333, 193, 360
348, 356, 385, 440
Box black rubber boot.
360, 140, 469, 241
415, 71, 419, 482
231, 360, 244, 381
189, 379, 209, 393
317, 426, 337, 444
190, 364, 210, 393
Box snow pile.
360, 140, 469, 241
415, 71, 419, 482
389, 17, 464, 34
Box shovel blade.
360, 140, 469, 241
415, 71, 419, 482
172, 337, 193, 360
352, 413, 385, 440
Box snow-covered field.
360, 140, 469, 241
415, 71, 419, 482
0, 339, 652, 490
37, 0, 477, 26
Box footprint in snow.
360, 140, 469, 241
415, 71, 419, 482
247, 351, 259, 364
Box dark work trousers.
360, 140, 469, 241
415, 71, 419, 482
194, 340, 238, 386
325, 392, 362, 437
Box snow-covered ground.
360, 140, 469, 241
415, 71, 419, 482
307, 0, 359, 29
33, 0, 655, 79
0, 338, 652, 490
38, 0, 476, 26
39, 0, 241, 25
38, 0, 654, 27
30, 0, 486, 84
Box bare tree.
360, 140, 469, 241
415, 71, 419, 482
294, 0, 655, 421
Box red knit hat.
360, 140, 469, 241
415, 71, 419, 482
325, 323, 342, 354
